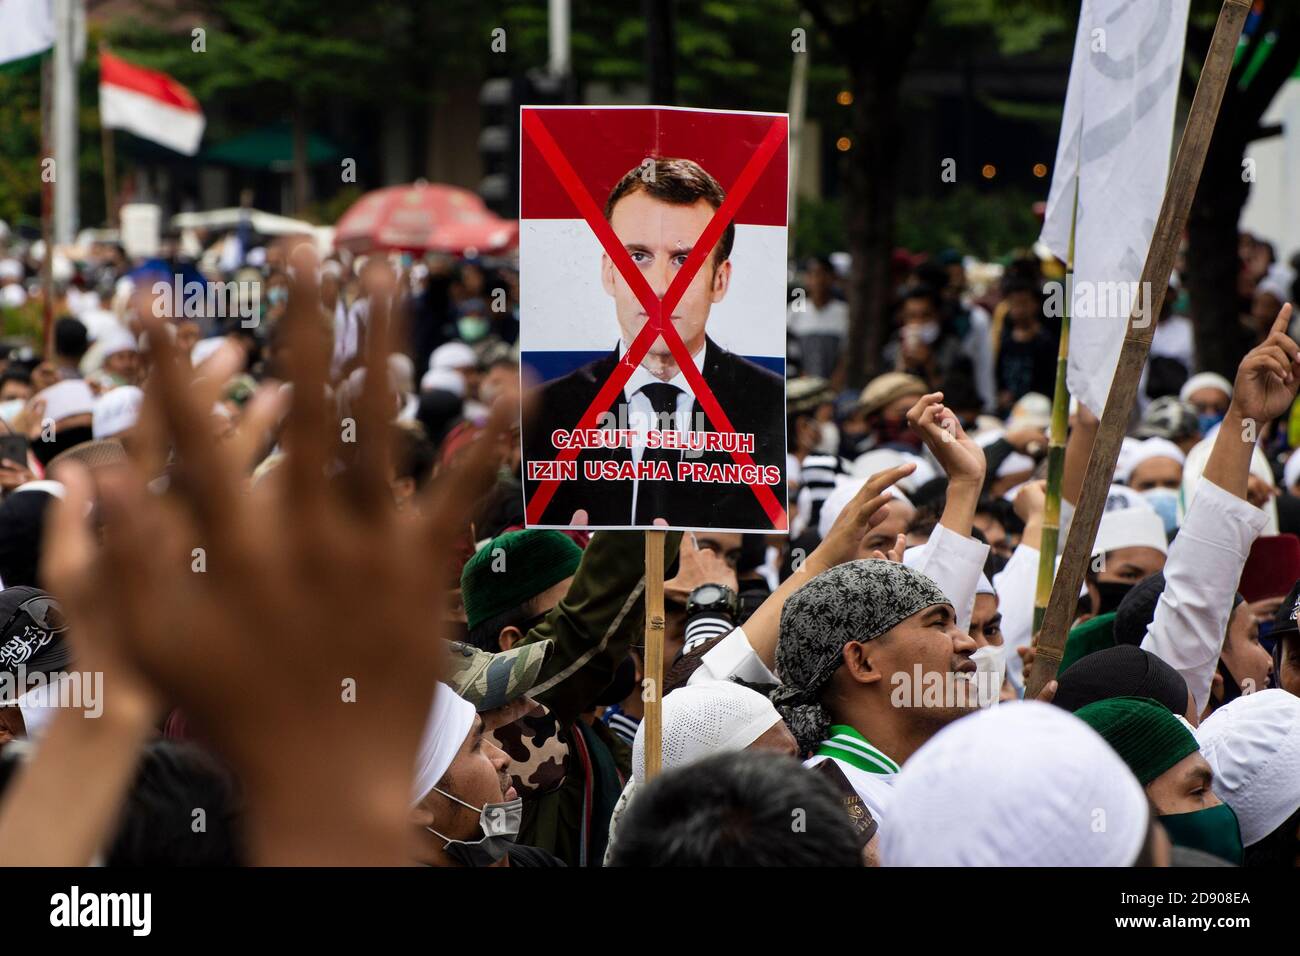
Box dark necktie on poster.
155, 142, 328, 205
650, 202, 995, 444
635, 382, 683, 524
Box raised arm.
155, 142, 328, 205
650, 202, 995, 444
1141, 305, 1300, 715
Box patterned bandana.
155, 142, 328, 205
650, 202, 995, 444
772, 559, 949, 754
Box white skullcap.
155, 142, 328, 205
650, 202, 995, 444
1180, 433, 1277, 534
1256, 262, 1295, 304
1, 284, 26, 309
1008, 392, 1052, 430
1118, 437, 1186, 484
420, 367, 466, 397
1195, 689, 1300, 847
881, 702, 1149, 866
190, 337, 224, 367
1179, 372, 1232, 404
0, 259, 22, 281
429, 341, 477, 373
92, 385, 144, 440
1113, 436, 1143, 485
975, 574, 996, 596
848, 448, 934, 492
1104, 484, 1150, 513
35, 379, 95, 422
96, 324, 139, 358
411, 682, 477, 806
1285, 453, 1300, 493
631, 681, 782, 787
1092, 505, 1168, 557
818, 473, 913, 540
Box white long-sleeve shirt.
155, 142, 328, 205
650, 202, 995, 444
687, 524, 989, 687
1140, 478, 1268, 716
993, 541, 1039, 693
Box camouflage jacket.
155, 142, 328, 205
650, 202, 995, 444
518, 529, 682, 865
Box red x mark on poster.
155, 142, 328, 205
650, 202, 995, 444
521, 108, 789, 530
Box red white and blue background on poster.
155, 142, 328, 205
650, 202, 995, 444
519, 105, 790, 533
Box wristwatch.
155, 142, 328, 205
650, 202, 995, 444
686, 583, 739, 621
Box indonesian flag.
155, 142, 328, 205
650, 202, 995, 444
99, 50, 204, 155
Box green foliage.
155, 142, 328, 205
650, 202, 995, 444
796, 186, 1041, 262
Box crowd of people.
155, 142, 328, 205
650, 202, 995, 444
0, 215, 1298, 869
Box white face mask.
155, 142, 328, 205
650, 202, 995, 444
816, 421, 840, 455
970, 643, 1006, 709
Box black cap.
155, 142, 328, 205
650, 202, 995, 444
1053, 644, 1190, 716
0, 586, 71, 679
1272, 579, 1300, 639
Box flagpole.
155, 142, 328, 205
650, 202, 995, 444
99, 45, 118, 228
1033, 179, 1077, 635
40, 50, 55, 357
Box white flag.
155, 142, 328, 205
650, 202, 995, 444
1040, 0, 1190, 416
0, 0, 54, 67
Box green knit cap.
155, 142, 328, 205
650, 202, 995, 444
460, 530, 583, 630
1075, 696, 1199, 785
1059, 611, 1117, 672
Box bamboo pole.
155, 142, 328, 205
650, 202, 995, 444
1026, 0, 1251, 699
1033, 183, 1077, 635
642, 529, 666, 781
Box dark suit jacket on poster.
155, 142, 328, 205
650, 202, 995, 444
523, 337, 786, 530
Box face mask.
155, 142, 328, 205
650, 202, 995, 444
457, 316, 490, 343
816, 421, 840, 455
1197, 412, 1224, 435
969, 643, 1005, 709
426, 786, 522, 867
1158, 802, 1243, 865
1093, 580, 1134, 616
914, 321, 941, 345
0, 398, 25, 423
1141, 487, 1180, 536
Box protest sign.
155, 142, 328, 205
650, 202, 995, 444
519, 106, 789, 532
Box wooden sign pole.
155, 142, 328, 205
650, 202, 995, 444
1026, 0, 1251, 698
642, 529, 667, 781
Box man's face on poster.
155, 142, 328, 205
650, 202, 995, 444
601, 190, 731, 364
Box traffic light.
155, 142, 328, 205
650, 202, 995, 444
478, 70, 569, 218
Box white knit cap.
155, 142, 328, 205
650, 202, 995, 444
411, 682, 477, 806
1092, 505, 1168, 558
429, 341, 477, 373
92, 385, 144, 440
1117, 437, 1186, 484
97, 324, 139, 359
818, 474, 913, 540
631, 681, 782, 786
1179, 371, 1233, 404
1195, 689, 1300, 847
881, 701, 1149, 866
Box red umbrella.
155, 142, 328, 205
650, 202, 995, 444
334, 181, 518, 255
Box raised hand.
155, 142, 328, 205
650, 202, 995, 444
906, 392, 985, 486
41, 278, 509, 865
1231, 303, 1300, 424
666, 531, 739, 604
